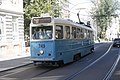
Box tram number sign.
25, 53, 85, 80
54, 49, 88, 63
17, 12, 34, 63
33, 17, 51, 24
39, 44, 45, 48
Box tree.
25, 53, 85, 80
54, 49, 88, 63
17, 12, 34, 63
24, 0, 61, 37
91, 0, 120, 39
23, 0, 31, 8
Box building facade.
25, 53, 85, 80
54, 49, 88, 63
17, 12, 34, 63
0, 0, 24, 57
106, 17, 120, 41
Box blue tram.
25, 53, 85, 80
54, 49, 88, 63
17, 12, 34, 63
30, 16, 94, 66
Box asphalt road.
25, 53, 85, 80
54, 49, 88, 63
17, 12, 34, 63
0, 42, 120, 80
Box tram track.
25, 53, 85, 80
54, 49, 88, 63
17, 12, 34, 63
0, 43, 102, 73
31, 67, 57, 79
0, 63, 58, 79
64, 43, 113, 80
1, 43, 117, 80
103, 49, 120, 80
0, 63, 32, 73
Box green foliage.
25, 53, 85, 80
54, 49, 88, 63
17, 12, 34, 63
91, 0, 120, 38
23, 0, 31, 8
24, 0, 61, 36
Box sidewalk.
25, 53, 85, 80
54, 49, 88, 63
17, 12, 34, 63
0, 47, 32, 72
0, 47, 30, 61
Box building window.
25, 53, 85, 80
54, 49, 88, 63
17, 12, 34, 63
10, 0, 18, 4
12, 16, 18, 40
0, 16, 4, 41
0, 16, 4, 35
12, 17, 17, 33
0, 0, 2, 5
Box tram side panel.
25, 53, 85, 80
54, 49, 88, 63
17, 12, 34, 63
80, 39, 94, 56
30, 39, 94, 64
54, 39, 94, 64
54, 39, 74, 64
70, 39, 93, 58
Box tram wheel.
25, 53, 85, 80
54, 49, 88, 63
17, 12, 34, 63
74, 54, 81, 61
33, 61, 37, 66
57, 61, 64, 67
117, 45, 120, 48
90, 48, 94, 53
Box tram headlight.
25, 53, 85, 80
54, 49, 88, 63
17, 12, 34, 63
40, 50, 44, 55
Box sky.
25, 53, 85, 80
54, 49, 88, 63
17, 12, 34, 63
69, 0, 120, 23
69, 0, 92, 23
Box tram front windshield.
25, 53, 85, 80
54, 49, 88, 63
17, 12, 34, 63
32, 26, 53, 40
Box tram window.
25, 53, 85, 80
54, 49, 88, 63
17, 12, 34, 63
65, 26, 70, 39
91, 32, 94, 40
32, 26, 53, 39
86, 30, 88, 38
72, 27, 76, 39
88, 31, 91, 38
90, 31, 93, 40
87, 30, 90, 39
80, 29, 84, 39
87, 30, 89, 38
0, 29, 1, 34
55, 25, 63, 39
77, 28, 80, 39
84, 29, 87, 39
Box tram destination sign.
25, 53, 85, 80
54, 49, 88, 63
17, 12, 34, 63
33, 17, 51, 24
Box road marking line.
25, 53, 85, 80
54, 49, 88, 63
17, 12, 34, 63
65, 43, 113, 80
103, 49, 120, 80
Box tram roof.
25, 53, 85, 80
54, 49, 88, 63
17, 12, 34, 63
53, 18, 93, 31
31, 17, 93, 31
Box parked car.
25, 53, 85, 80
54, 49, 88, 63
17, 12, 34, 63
113, 38, 120, 47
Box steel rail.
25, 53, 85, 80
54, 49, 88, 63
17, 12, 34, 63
103, 49, 120, 80
65, 43, 113, 80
